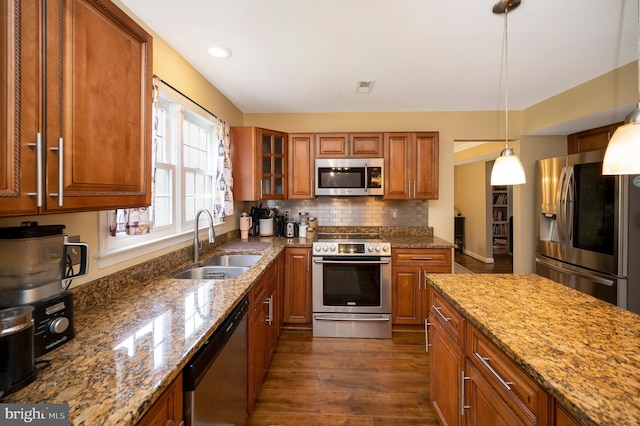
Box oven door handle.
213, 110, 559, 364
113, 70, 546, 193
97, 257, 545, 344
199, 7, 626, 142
313, 315, 391, 322
313, 258, 391, 265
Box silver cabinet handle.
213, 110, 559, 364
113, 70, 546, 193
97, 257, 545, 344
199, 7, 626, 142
27, 133, 44, 206
264, 295, 273, 325
424, 320, 431, 352
259, 179, 263, 199
473, 352, 513, 391
413, 180, 417, 198
461, 371, 470, 415
432, 305, 451, 322
49, 137, 64, 206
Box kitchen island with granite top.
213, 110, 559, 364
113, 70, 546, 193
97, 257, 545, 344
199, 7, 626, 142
427, 273, 640, 426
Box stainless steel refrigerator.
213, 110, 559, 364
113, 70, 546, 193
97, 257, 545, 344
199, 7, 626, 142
535, 149, 640, 314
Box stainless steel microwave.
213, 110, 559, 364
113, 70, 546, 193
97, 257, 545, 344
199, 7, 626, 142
315, 158, 384, 196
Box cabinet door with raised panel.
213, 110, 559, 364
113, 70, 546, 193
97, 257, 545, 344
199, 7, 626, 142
466, 363, 524, 426
350, 133, 383, 157
431, 318, 464, 426
392, 266, 422, 325
284, 247, 312, 323
43, 0, 152, 212
315, 133, 348, 157
384, 133, 411, 199
414, 132, 439, 199
0, 0, 40, 216
288, 134, 314, 199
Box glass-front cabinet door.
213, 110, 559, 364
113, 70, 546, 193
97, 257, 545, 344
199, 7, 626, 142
259, 129, 287, 199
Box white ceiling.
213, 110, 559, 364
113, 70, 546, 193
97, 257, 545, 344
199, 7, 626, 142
120, 0, 637, 129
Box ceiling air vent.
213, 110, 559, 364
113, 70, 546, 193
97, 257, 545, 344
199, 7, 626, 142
355, 80, 376, 94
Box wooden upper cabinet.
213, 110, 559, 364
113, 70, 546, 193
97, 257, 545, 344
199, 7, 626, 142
288, 134, 314, 199
567, 122, 623, 154
231, 127, 287, 201
0, 0, 40, 216
384, 132, 438, 200
1, 0, 153, 216
315, 133, 383, 158
44, 0, 153, 212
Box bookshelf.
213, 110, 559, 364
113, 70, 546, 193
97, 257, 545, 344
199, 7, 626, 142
492, 185, 510, 254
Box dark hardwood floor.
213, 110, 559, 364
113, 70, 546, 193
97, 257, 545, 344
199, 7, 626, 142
454, 252, 513, 273
248, 330, 437, 425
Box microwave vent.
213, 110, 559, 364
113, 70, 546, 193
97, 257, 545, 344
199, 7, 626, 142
355, 80, 375, 94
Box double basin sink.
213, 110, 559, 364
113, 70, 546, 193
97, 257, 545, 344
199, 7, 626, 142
173, 254, 262, 280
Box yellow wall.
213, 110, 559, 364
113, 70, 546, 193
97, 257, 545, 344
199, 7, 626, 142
454, 160, 489, 259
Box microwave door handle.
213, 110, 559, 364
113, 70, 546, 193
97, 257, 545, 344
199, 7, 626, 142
364, 163, 368, 193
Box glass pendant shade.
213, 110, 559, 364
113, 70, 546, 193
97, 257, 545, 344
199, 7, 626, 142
602, 120, 640, 174
491, 146, 527, 185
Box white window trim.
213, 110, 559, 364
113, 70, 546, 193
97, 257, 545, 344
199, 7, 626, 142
95, 82, 228, 269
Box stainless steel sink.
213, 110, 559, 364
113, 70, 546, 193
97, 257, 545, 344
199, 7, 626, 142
203, 254, 262, 267
173, 266, 249, 280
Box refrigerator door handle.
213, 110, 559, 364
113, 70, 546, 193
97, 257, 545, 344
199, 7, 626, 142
565, 166, 575, 243
556, 166, 568, 247
536, 257, 615, 287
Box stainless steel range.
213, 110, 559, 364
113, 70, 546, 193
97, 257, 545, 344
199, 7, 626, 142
312, 233, 392, 338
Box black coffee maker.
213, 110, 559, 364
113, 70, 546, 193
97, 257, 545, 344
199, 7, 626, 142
274, 215, 285, 236
0, 223, 89, 358
248, 207, 261, 236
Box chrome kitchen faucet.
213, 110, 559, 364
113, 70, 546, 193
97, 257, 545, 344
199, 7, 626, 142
193, 209, 215, 263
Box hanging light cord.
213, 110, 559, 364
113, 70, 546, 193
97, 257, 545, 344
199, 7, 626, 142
503, 10, 510, 149
636, 0, 640, 110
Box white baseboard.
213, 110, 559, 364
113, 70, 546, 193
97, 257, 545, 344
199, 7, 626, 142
462, 249, 494, 264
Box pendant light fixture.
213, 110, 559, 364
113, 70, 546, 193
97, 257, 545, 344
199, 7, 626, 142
490, 0, 527, 186
602, 0, 640, 175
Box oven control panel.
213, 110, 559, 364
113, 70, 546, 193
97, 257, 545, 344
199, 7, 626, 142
313, 242, 390, 255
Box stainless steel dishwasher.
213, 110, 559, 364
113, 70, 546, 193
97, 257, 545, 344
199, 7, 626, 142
184, 296, 248, 425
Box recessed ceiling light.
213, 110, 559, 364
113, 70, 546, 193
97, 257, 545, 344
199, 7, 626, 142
355, 80, 375, 94
208, 45, 232, 59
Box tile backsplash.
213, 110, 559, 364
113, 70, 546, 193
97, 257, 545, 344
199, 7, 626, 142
260, 198, 429, 227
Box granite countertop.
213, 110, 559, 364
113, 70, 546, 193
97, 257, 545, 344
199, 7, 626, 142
427, 274, 640, 426
2, 237, 307, 425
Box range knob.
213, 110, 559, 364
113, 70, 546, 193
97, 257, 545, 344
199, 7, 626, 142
382, 246, 390, 252
322, 245, 329, 252
329, 246, 336, 252
375, 246, 381, 252
49, 317, 69, 334
367, 246, 374, 252
315, 245, 321, 252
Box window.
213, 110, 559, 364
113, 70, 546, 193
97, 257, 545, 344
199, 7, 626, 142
97, 81, 233, 266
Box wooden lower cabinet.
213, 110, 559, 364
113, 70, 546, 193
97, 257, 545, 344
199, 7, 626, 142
554, 404, 583, 426
248, 256, 281, 414
136, 373, 183, 426
430, 317, 464, 425
430, 287, 557, 425
392, 248, 452, 325
283, 247, 312, 323
465, 362, 523, 425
